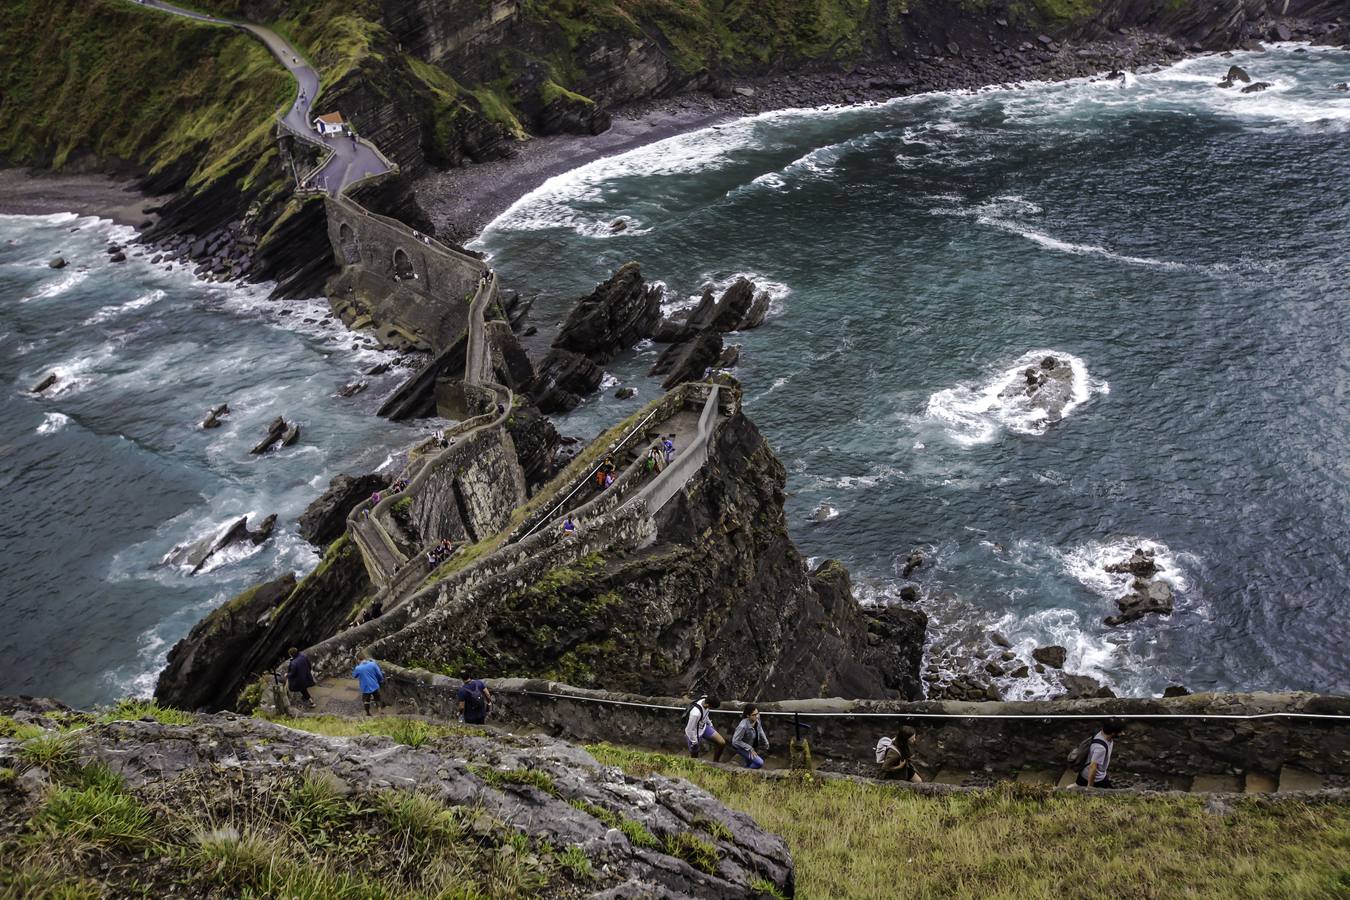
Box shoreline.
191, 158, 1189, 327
417, 29, 1199, 241
0, 169, 164, 229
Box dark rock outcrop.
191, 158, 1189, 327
505, 403, 564, 488
383, 409, 926, 702
1003, 354, 1076, 423
529, 348, 604, 413
649, 328, 723, 390
28, 373, 58, 394
1106, 578, 1175, 626
250, 416, 289, 454
200, 403, 229, 429
552, 262, 662, 362
2, 708, 793, 899
1033, 645, 1067, 669
1105, 547, 1159, 579
298, 471, 393, 547
155, 535, 372, 711
160, 514, 275, 576
47, 256, 65, 269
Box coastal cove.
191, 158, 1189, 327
474, 45, 1350, 700
0, 42, 1344, 708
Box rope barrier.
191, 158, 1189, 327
513, 690, 1350, 722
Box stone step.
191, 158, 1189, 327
1189, 774, 1242, 794
1015, 767, 1060, 786
1277, 765, 1324, 793
1244, 772, 1277, 794
1057, 769, 1078, 789
932, 769, 977, 786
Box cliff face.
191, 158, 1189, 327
155, 535, 372, 711
379, 410, 928, 702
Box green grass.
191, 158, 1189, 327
589, 743, 1350, 898
663, 829, 719, 874
268, 715, 484, 743
618, 816, 660, 850
0, 716, 45, 742
33, 781, 161, 852
554, 844, 593, 879
474, 766, 560, 797
100, 698, 195, 726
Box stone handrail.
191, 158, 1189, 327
633, 382, 723, 514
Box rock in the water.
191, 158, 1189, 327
898, 585, 919, 602
687, 277, 769, 333
649, 328, 723, 389
1105, 547, 1159, 578
1057, 673, 1116, 700
990, 631, 1012, 649
902, 550, 925, 578
109, 251, 127, 263
298, 472, 392, 546
1010, 665, 1030, 678
1001, 354, 1076, 423
281, 424, 300, 447
1335, 83, 1349, 92
337, 380, 368, 397
808, 502, 838, 523
250, 416, 288, 454
1164, 684, 1192, 697
161, 514, 276, 575
1241, 81, 1272, 94
29, 372, 58, 394
47, 256, 66, 269
715, 344, 741, 369
365, 361, 391, 376
550, 261, 662, 364
609, 217, 628, 232
1226, 64, 1252, 83
613, 386, 637, 400
1105, 577, 1174, 626
1032, 645, 1067, 669
200, 403, 229, 429
530, 349, 604, 413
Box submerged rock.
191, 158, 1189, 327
47, 256, 66, 269
200, 403, 229, 429
1002, 354, 1076, 423
29, 372, 58, 394
613, 386, 637, 399
1241, 81, 1272, 94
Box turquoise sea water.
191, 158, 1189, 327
476, 46, 1350, 699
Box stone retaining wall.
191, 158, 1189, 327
457, 680, 1350, 783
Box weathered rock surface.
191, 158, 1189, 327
1106, 578, 1175, 626
0, 705, 792, 898
1105, 547, 1159, 579
505, 402, 564, 488
156, 536, 372, 711
1241, 81, 1273, 93
1033, 645, 1068, 669
529, 347, 604, 413
28, 372, 58, 394
250, 415, 289, 454
649, 328, 723, 390
47, 256, 65, 269
551, 261, 662, 363
199, 402, 229, 429
298, 471, 392, 547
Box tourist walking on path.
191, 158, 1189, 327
352, 654, 385, 716
562, 515, 577, 538
1074, 718, 1126, 788
731, 704, 769, 769
457, 674, 492, 725
875, 725, 923, 782
285, 647, 316, 709
684, 694, 727, 761
662, 435, 675, 465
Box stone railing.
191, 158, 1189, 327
375, 676, 1350, 789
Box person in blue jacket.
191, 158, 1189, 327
352, 654, 385, 716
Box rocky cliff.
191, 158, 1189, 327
0, 699, 793, 897
377, 408, 928, 702
155, 535, 373, 711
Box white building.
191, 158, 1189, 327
314, 112, 346, 136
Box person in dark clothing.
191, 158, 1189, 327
876, 725, 922, 782
360, 600, 383, 624
286, 647, 316, 708
457, 675, 492, 725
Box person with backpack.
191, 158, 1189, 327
1072, 717, 1126, 789
457, 674, 493, 725
352, 654, 385, 716
731, 703, 770, 769
684, 694, 726, 761
875, 725, 922, 782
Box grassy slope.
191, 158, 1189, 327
591, 744, 1350, 898
0, 0, 290, 195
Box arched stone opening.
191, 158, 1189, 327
393, 247, 414, 281
338, 222, 360, 264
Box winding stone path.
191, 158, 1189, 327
129, 0, 392, 194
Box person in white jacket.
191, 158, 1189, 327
684, 694, 726, 761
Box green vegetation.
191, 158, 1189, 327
590, 744, 1350, 898
663, 830, 719, 874
2, 743, 570, 898
618, 816, 660, 850
99, 699, 195, 726
0, 0, 290, 196
473, 766, 560, 797
267, 714, 484, 743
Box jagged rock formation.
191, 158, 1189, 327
0, 703, 793, 898
156, 536, 372, 711
377, 408, 927, 701
531, 262, 663, 412
649, 277, 774, 388
298, 471, 393, 547
159, 514, 276, 575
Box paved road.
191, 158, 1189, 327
131, 0, 392, 194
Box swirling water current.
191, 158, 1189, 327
475, 46, 1350, 698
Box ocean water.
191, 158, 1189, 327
0, 214, 424, 706
476, 46, 1350, 699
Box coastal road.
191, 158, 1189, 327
128, 0, 392, 194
